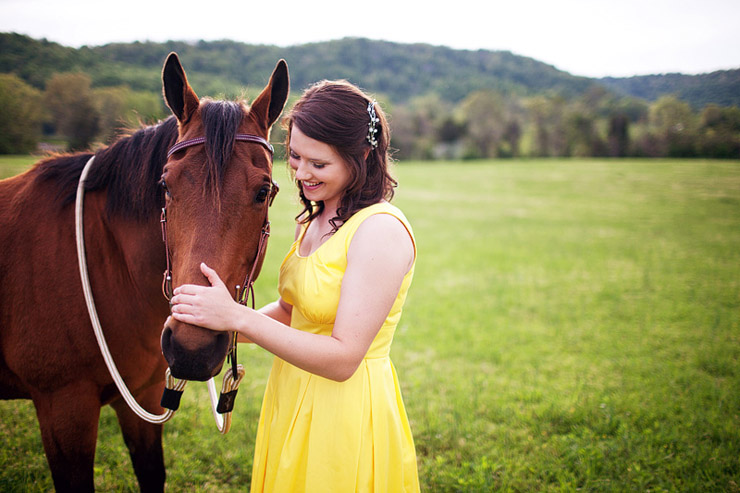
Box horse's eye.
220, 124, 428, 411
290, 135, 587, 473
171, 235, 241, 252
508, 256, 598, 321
255, 186, 270, 203
159, 178, 171, 198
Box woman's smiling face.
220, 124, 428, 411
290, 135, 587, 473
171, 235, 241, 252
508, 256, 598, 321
288, 124, 352, 213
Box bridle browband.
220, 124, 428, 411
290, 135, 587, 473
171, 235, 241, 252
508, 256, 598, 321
159, 132, 278, 421
166, 134, 274, 158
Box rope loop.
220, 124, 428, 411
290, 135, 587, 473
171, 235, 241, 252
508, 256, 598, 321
208, 364, 246, 434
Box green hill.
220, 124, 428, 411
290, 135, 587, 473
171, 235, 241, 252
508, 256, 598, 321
0, 33, 602, 103
3, 32, 738, 107
84, 37, 601, 102
600, 70, 740, 108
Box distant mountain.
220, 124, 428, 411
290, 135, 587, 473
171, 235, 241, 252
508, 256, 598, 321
600, 70, 740, 108
2, 32, 738, 108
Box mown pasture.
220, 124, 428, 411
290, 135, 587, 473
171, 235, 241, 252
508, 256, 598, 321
1, 157, 738, 491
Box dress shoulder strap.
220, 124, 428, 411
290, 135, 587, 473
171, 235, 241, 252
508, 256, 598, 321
338, 202, 416, 256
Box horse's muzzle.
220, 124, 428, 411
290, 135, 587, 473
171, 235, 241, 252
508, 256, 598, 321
160, 323, 230, 381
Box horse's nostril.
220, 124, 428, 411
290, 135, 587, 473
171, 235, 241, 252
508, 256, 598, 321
159, 323, 229, 381
215, 331, 230, 349
160, 326, 173, 356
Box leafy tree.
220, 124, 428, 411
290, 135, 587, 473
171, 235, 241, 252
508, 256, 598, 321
94, 86, 129, 143
608, 113, 630, 157
649, 96, 698, 157
387, 105, 419, 160
0, 73, 44, 154
44, 72, 100, 150
615, 97, 650, 123
437, 116, 467, 144
502, 119, 522, 158
459, 90, 506, 158
525, 95, 568, 157
565, 110, 599, 157
94, 86, 166, 143
697, 104, 740, 158
390, 94, 453, 159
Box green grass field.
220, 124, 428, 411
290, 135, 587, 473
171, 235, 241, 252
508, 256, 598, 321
1, 157, 739, 491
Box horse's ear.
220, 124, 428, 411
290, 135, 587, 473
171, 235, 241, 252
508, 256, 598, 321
250, 59, 290, 129
162, 52, 200, 124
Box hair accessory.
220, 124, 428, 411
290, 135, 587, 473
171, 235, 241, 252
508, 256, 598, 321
366, 100, 379, 148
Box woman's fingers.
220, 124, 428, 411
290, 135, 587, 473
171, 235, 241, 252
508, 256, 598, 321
171, 264, 226, 296
170, 300, 200, 322
201, 262, 226, 288
173, 284, 199, 296
170, 291, 197, 306
170, 309, 196, 324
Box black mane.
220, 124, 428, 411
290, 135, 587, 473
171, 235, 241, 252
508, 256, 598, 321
34, 100, 246, 221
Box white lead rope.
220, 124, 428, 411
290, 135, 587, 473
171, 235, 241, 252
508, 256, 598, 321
76, 155, 235, 429
75, 156, 180, 424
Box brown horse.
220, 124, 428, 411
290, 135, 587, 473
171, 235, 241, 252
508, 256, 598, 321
0, 53, 289, 491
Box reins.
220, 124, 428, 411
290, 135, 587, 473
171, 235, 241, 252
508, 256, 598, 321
76, 133, 276, 433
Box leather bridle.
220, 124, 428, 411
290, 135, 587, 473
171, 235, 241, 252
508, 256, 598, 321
161, 133, 278, 388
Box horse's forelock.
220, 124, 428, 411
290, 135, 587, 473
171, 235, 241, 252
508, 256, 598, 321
200, 100, 246, 196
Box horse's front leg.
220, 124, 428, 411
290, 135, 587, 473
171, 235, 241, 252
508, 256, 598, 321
111, 382, 166, 493
32, 382, 101, 492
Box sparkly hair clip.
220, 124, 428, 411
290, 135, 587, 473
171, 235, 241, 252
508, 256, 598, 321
366, 100, 379, 149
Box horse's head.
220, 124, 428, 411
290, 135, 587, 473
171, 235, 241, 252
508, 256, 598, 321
159, 53, 289, 381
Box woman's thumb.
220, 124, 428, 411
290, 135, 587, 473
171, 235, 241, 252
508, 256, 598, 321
201, 262, 225, 288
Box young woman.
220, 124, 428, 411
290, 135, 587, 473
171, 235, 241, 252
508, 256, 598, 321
170, 80, 420, 492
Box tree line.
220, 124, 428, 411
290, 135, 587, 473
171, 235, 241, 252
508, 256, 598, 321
390, 87, 740, 160
3, 70, 737, 160
1, 33, 738, 158
0, 71, 163, 153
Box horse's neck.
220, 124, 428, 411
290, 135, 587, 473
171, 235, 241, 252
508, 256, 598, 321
90, 194, 168, 313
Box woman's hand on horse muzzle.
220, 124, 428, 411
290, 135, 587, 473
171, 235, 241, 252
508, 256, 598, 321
170, 263, 242, 332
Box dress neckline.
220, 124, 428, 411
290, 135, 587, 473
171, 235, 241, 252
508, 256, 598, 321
296, 219, 337, 258
295, 202, 389, 259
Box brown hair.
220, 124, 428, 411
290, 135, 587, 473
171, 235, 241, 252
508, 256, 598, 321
284, 80, 396, 232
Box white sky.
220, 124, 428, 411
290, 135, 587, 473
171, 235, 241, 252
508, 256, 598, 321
1, 0, 738, 78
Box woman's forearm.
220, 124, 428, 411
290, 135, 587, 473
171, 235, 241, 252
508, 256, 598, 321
237, 298, 292, 343
236, 307, 364, 382
258, 298, 292, 325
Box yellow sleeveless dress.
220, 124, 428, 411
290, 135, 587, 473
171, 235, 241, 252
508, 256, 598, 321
250, 202, 420, 493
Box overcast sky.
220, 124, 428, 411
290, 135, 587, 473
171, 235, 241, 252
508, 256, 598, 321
2, 0, 738, 78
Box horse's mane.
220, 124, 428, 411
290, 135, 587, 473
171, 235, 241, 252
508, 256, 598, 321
34, 99, 246, 221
